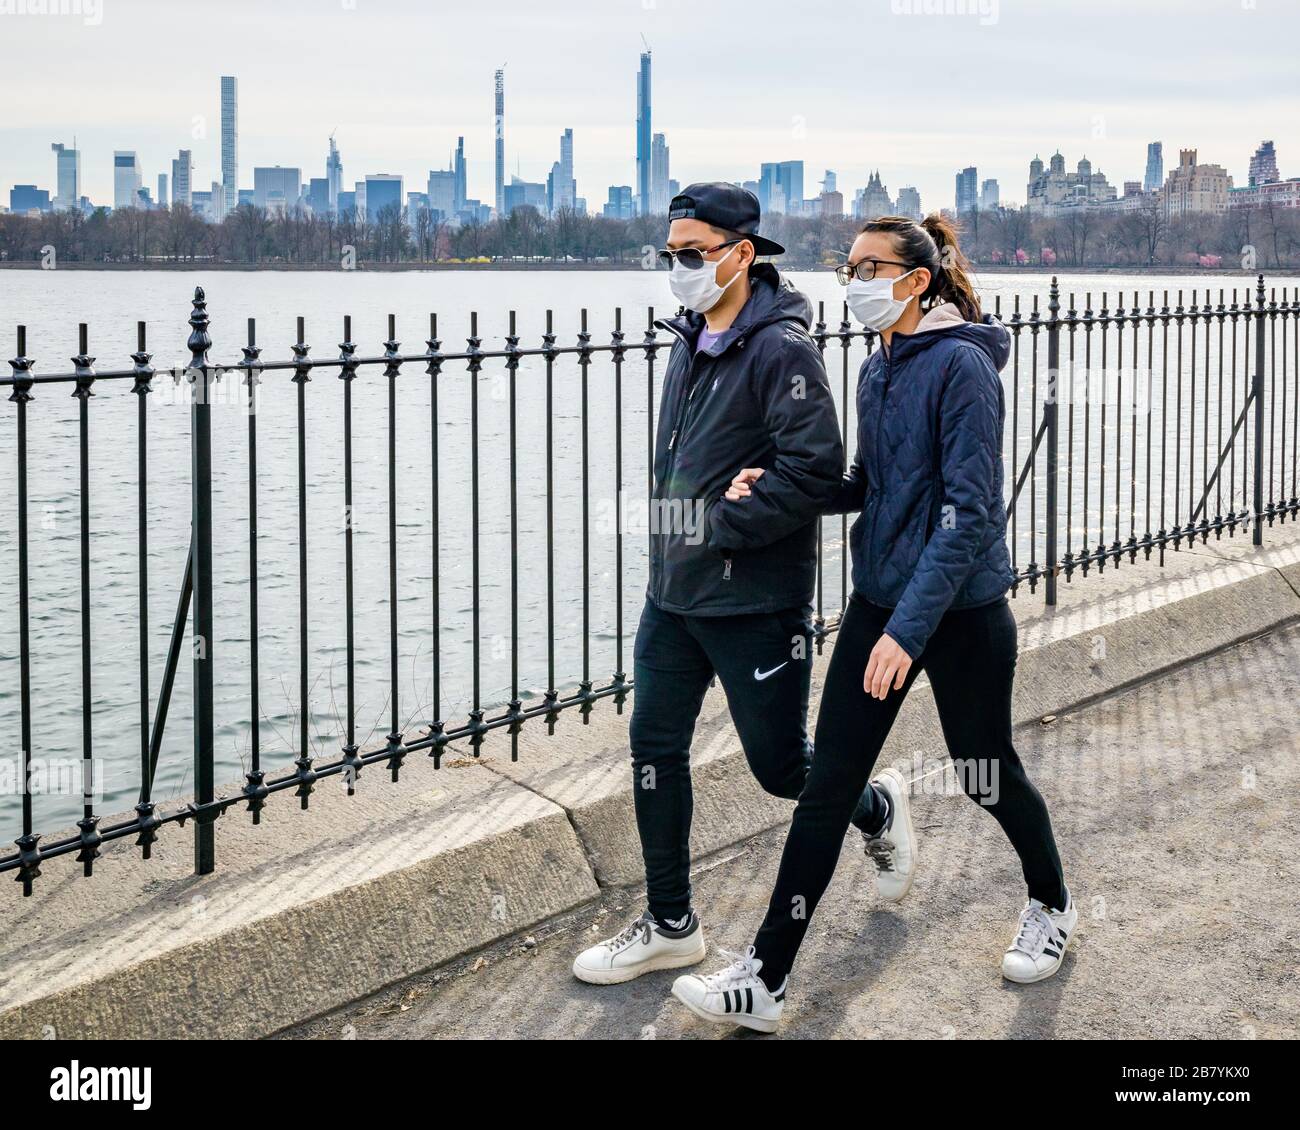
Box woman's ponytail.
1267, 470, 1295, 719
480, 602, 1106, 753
919, 212, 982, 323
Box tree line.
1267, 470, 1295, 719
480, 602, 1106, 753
1, 197, 1296, 269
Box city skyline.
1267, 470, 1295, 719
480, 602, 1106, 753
2, 0, 1297, 216
10, 70, 1293, 226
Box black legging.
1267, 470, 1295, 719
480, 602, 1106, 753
752, 592, 1067, 989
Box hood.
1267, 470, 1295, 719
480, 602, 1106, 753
658, 263, 813, 355
890, 305, 1011, 371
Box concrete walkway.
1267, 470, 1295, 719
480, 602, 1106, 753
281, 623, 1300, 1040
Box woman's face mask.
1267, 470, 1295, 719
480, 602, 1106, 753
668, 244, 742, 314
846, 267, 919, 332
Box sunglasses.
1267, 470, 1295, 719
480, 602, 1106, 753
657, 239, 742, 271
833, 258, 913, 285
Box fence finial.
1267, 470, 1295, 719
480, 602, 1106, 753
187, 286, 211, 374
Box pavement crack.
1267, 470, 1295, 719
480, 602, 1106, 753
478, 760, 609, 891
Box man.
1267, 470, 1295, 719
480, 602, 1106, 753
572, 183, 915, 984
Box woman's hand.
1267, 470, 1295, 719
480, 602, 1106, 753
864, 634, 912, 699
724, 467, 765, 501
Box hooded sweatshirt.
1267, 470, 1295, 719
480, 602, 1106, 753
829, 302, 1016, 658
649, 264, 844, 616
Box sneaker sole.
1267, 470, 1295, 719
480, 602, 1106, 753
572, 939, 707, 985
873, 767, 917, 903
671, 984, 781, 1034
1001, 921, 1076, 985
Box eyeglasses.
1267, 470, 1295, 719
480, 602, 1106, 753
657, 239, 742, 271
833, 258, 913, 285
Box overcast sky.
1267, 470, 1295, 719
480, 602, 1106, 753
3, 0, 1297, 214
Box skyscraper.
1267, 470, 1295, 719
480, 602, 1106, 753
1248, 140, 1278, 187
220, 76, 238, 220
51, 143, 80, 210
254, 166, 302, 213
113, 151, 141, 210
955, 166, 978, 213
172, 150, 193, 209
650, 132, 670, 215
306, 178, 330, 215
1144, 142, 1163, 192
157, 172, 168, 209
454, 136, 467, 213
551, 128, 576, 213
758, 161, 803, 215
604, 185, 634, 220
636, 51, 652, 216
10, 186, 51, 214
980, 178, 1000, 210
494, 68, 506, 216
504, 176, 547, 216
326, 134, 342, 214
896, 186, 922, 221
428, 169, 457, 219
365, 174, 404, 222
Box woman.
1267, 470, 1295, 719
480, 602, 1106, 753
669, 214, 1073, 1033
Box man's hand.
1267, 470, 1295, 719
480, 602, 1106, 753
864, 634, 912, 699
724, 467, 765, 501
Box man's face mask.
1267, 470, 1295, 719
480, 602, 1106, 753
664, 242, 743, 314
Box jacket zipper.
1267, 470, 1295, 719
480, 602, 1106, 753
866, 351, 891, 580
655, 328, 704, 603
657, 324, 745, 594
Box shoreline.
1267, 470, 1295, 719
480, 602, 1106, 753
1, 260, 1295, 278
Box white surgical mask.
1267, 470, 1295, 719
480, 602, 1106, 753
669, 245, 742, 314
846, 268, 919, 332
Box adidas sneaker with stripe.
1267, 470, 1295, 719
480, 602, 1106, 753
671, 946, 784, 1033
1001, 890, 1076, 984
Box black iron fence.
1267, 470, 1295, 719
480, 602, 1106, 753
2, 276, 1296, 895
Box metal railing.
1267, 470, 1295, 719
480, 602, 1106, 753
2, 276, 1296, 895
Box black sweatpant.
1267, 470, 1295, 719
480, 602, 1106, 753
752, 593, 1067, 987
630, 597, 880, 924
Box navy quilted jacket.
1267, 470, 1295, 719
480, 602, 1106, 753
829, 309, 1015, 658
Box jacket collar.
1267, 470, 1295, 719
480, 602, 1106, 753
876, 308, 1011, 370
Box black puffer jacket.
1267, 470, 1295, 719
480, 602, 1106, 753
648, 265, 844, 616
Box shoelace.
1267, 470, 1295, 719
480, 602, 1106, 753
1010, 904, 1054, 957
862, 831, 895, 873
604, 913, 654, 951
702, 946, 762, 990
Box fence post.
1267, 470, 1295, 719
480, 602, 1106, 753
1044, 276, 1061, 605
188, 287, 216, 874
1252, 273, 1266, 546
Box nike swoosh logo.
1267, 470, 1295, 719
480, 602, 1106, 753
753, 662, 789, 681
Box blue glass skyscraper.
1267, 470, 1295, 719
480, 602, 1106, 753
636, 51, 651, 217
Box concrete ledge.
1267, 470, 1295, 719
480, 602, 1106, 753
3, 522, 1298, 1039
0, 756, 598, 1039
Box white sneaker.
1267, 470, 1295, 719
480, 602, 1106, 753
671, 946, 785, 1033
572, 911, 706, 985
861, 766, 917, 902
1001, 891, 1077, 984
